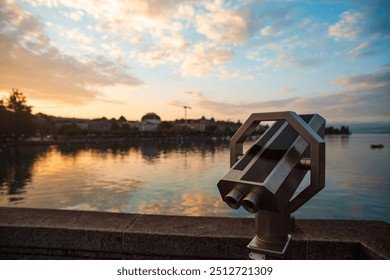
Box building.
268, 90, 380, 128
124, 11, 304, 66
140, 113, 161, 131
89, 117, 111, 132
52, 116, 89, 130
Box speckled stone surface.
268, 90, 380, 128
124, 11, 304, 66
0, 207, 389, 259
123, 215, 255, 259
0, 207, 137, 256
295, 219, 390, 259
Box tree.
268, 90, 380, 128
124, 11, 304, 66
0, 88, 35, 139
4, 88, 32, 114
0, 99, 14, 139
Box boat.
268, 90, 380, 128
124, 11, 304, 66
371, 144, 384, 149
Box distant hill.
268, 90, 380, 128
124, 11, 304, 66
329, 123, 390, 134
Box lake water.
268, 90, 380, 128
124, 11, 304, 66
0, 134, 389, 222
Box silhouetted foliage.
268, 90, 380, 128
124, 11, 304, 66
34, 114, 56, 136
0, 88, 35, 140
4, 89, 32, 114
0, 88, 255, 143
157, 122, 196, 136
110, 122, 120, 130
205, 124, 221, 135
121, 123, 130, 130
57, 123, 87, 136
0, 102, 14, 139
325, 126, 351, 135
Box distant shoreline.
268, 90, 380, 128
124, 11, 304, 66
1, 134, 230, 148
329, 123, 390, 134
3, 120, 390, 148
2, 132, 390, 149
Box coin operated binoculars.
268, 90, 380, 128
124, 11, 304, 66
217, 111, 325, 259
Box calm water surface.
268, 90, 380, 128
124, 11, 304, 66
0, 134, 389, 222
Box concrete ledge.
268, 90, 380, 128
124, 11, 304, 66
0, 207, 389, 259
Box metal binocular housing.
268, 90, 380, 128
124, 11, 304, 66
217, 111, 325, 259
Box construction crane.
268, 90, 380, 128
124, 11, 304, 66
183, 106, 191, 121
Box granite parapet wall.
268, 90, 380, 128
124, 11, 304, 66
0, 207, 389, 259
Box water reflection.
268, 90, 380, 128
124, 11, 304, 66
0, 145, 50, 203
50, 140, 220, 162
295, 134, 390, 222
0, 135, 389, 222
0, 138, 230, 213
137, 186, 227, 217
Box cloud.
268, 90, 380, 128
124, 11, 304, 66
167, 99, 189, 108
247, 44, 323, 73
49, 0, 193, 70
28, 0, 194, 40
302, 90, 390, 123
0, 35, 142, 105
59, 27, 93, 45
0, 2, 51, 53
19, 0, 198, 75
246, 6, 327, 72
280, 87, 294, 94
260, 26, 273, 37
133, 33, 189, 67
275, 51, 321, 68
327, 2, 390, 59
181, 42, 233, 77
347, 41, 371, 59
247, 2, 389, 72
191, 91, 389, 123
30, 0, 179, 19
185, 66, 390, 122
174, 3, 195, 21
195, 3, 251, 45
62, 10, 84, 21
102, 43, 124, 61
184, 91, 204, 98
3, 0, 388, 123
328, 11, 363, 40
333, 65, 390, 91
356, 0, 390, 36
217, 66, 254, 80
253, 4, 299, 39
0, 2, 142, 105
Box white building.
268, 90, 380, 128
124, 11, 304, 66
140, 113, 161, 131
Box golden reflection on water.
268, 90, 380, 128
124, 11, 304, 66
138, 187, 227, 217
0, 141, 235, 216
0, 135, 389, 221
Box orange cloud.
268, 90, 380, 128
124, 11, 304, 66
196, 8, 250, 45
0, 2, 142, 106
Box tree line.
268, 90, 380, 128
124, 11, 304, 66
0, 89, 241, 143
324, 126, 351, 135
1, 88, 350, 144
0, 89, 35, 141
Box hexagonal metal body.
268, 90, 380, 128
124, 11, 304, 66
217, 111, 325, 215
217, 111, 325, 258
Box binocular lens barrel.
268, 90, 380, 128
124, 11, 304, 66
225, 189, 262, 213
242, 192, 261, 213
224, 189, 244, 209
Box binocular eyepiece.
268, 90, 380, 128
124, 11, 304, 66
225, 189, 262, 213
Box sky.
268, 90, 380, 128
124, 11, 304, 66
0, 0, 389, 123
